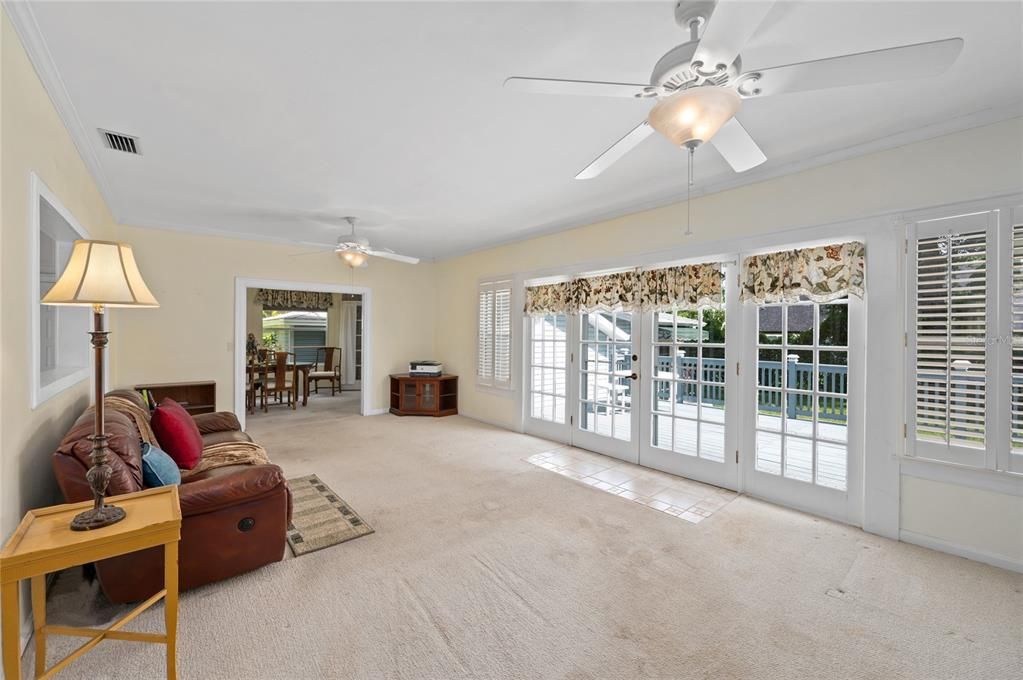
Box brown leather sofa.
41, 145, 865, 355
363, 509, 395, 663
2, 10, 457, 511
53, 389, 292, 603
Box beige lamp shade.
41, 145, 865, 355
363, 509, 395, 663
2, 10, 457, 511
42, 240, 159, 307
647, 86, 741, 148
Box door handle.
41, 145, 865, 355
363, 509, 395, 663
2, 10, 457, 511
629, 373, 638, 380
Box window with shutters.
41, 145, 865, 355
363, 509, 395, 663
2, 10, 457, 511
906, 207, 1023, 473
1008, 211, 1023, 473
478, 280, 513, 389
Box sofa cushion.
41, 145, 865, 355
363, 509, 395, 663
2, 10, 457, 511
201, 430, 253, 447
151, 398, 203, 470
141, 443, 182, 487
55, 410, 144, 495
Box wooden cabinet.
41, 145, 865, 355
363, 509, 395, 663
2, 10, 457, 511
134, 381, 216, 415
389, 374, 458, 417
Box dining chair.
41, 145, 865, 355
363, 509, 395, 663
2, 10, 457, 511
310, 347, 342, 396
263, 351, 295, 410
246, 359, 265, 414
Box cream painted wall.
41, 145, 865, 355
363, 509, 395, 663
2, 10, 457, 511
1, 9, 119, 640
433, 117, 1023, 569
109, 223, 435, 414
901, 476, 1023, 565
327, 293, 342, 350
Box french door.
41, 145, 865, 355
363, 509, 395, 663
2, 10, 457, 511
524, 310, 640, 462
572, 311, 640, 462
639, 305, 739, 488
741, 296, 863, 522
523, 264, 861, 522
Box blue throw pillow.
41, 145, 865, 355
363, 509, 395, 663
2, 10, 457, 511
141, 442, 182, 487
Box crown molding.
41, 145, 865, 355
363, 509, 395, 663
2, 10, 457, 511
4, 1, 123, 222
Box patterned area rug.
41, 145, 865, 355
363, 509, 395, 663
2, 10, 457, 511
286, 474, 374, 556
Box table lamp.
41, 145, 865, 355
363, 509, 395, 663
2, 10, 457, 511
42, 239, 159, 531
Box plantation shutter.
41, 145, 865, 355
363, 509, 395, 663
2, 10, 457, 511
478, 288, 494, 382
1011, 219, 1023, 457
909, 212, 994, 467
478, 280, 513, 388
494, 288, 512, 387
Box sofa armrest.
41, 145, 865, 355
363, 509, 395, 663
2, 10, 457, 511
179, 465, 286, 518
191, 411, 241, 435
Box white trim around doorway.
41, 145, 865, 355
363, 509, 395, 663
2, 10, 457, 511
233, 277, 372, 429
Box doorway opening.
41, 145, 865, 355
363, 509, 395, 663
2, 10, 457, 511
234, 279, 371, 428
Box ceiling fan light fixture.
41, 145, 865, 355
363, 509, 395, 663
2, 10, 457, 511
339, 249, 367, 268
647, 86, 741, 147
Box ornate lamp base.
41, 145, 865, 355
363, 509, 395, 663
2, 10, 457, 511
70, 503, 126, 532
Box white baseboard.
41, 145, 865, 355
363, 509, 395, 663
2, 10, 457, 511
899, 529, 1023, 574
364, 407, 389, 416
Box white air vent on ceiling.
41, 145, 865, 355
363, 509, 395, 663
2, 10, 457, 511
99, 129, 141, 155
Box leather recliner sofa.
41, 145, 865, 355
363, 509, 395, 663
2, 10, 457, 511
52, 389, 292, 603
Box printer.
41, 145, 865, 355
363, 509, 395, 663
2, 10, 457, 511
409, 360, 443, 377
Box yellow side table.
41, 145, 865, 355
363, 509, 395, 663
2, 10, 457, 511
0, 486, 182, 679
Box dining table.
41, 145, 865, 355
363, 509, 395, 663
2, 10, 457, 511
246, 361, 314, 408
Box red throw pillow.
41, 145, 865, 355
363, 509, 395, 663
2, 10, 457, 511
151, 398, 203, 470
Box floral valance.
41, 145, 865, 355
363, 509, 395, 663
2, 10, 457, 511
524, 263, 723, 315
637, 263, 722, 311
255, 288, 334, 311
523, 282, 574, 316
740, 241, 865, 304
573, 271, 641, 312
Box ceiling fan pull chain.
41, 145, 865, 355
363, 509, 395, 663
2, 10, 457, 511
685, 146, 694, 237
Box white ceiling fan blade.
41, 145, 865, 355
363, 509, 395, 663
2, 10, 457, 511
289, 248, 333, 257
709, 118, 767, 172
575, 121, 655, 180
746, 38, 964, 97
365, 248, 420, 264
693, 0, 775, 74
504, 77, 650, 98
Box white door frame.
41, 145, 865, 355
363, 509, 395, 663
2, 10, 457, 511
233, 277, 372, 429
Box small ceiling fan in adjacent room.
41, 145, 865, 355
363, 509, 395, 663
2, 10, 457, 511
505, 0, 964, 180
293, 216, 420, 267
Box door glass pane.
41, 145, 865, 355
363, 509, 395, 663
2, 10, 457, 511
756, 431, 782, 474
786, 305, 814, 346
819, 303, 848, 346
700, 422, 725, 462
529, 313, 568, 424
783, 437, 814, 482
816, 442, 847, 490
755, 298, 849, 491
673, 417, 698, 456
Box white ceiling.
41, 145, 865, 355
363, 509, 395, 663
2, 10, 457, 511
19, 1, 1023, 259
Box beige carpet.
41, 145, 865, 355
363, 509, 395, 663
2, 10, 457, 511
26, 412, 1023, 679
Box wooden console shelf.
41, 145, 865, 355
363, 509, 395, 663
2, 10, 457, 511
134, 381, 216, 415
389, 374, 458, 417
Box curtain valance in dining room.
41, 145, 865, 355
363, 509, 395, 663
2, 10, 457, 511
740, 241, 865, 304
255, 288, 334, 311
523, 262, 723, 315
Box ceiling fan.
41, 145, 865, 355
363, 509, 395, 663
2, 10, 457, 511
295, 217, 420, 267
505, 0, 964, 179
